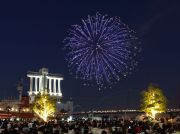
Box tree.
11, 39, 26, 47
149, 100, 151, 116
140, 84, 167, 119
32, 91, 56, 122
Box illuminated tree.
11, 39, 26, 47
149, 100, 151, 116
32, 91, 56, 122
140, 84, 167, 119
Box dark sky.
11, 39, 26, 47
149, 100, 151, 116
0, 0, 180, 111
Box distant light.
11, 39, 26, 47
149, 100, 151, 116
67, 116, 73, 122
82, 117, 87, 120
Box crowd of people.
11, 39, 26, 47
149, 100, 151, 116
0, 117, 180, 134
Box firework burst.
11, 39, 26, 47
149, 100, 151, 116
63, 13, 140, 88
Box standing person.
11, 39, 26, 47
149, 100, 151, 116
68, 125, 75, 134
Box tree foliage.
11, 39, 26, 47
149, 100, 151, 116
32, 91, 56, 122
140, 84, 167, 118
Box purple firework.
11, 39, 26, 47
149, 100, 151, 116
63, 13, 140, 88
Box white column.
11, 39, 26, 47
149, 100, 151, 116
53, 79, 56, 94
30, 77, 33, 92
39, 77, 41, 91
35, 77, 38, 92
58, 79, 61, 95
49, 78, 52, 94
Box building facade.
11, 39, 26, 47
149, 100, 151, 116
0, 68, 73, 116
27, 68, 63, 103
0, 81, 30, 113
27, 68, 73, 112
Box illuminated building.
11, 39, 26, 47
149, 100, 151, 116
0, 81, 30, 113
0, 68, 73, 118
27, 68, 63, 103
27, 68, 73, 112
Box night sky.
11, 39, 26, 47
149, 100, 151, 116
0, 0, 180, 111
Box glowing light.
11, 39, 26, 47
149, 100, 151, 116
151, 109, 158, 119
16, 118, 20, 121
140, 84, 167, 119
23, 108, 30, 112
67, 116, 73, 122
33, 93, 56, 122
64, 13, 140, 88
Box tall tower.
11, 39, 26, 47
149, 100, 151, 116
27, 68, 63, 103
17, 80, 23, 101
